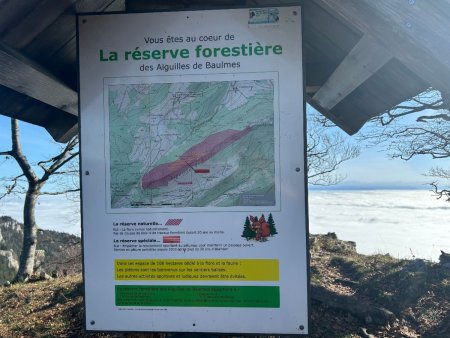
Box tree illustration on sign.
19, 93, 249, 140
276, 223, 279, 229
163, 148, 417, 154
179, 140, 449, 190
241, 216, 256, 240
241, 213, 277, 242
268, 213, 277, 235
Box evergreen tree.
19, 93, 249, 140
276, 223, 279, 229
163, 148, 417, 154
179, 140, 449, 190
241, 216, 255, 240
268, 213, 278, 236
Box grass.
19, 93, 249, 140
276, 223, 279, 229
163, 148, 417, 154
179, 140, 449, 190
310, 233, 450, 337
0, 233, 449, 337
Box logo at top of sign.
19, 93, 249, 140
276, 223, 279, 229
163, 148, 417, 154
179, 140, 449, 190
249, 8, 280, 26
241, 213, 278, 242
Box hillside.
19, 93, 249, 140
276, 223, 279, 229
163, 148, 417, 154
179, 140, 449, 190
0, 216, 81, 283
0, 233, 448, 337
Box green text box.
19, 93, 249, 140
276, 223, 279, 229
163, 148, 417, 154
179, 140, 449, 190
115, 285, 280, 308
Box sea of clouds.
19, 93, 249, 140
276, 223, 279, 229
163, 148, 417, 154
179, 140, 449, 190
1, 189, 449, 262
309, 189, 450, 262
0, 195, 81, 236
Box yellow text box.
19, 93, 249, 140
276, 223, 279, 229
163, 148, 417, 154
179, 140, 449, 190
115, 259, 279, 281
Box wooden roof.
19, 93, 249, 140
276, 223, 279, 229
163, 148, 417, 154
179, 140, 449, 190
0, 0, 449, 141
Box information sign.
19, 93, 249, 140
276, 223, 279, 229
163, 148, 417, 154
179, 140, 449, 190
78, 6, 308, 334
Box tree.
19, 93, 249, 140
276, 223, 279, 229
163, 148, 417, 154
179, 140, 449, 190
307, 107, 360, 185
241, 216, 255, 240
0, 118, 79, 281
359, 88, 450, 200
267, 213, 277, 236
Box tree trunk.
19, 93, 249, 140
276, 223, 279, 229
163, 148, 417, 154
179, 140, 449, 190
15, 184, 40, 282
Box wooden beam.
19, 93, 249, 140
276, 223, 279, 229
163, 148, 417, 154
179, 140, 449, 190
314, 0, 450, 93
0, 43, 78, 116
0, 0, 41, 37
306, 86, 321, 95
312, 34, 392, 110
2, 0, 76, 49
45, 118, 79, 143
306, 95, 357, 135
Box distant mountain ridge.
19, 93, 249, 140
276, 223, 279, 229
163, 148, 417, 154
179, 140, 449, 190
0, 216, 81, 283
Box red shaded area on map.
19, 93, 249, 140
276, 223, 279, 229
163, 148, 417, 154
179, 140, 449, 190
194, 169, 210, 174
163, 236, 180, 243
142, 127, 252, 189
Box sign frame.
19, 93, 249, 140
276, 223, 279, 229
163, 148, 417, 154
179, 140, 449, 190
78, 4, 309, 335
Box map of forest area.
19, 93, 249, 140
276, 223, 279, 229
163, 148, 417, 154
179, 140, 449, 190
108, 79, 276, 209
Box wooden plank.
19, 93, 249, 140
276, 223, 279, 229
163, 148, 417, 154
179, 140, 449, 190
0, 0, 41, 37
23, 13, 75, 65
363, 0, 450, 77
102, 0, 126, 12
314, 0, 450, 93
312, 34, 392, 110
24, 0, 125, 63
2, 0, 76, 49
331, 58, 427, 135
0, 43, 78, 116
306, 86, 321, 95
0, 86, 78, 142
303, 0, 361, 54
44, 116, 79, 143
126, 0, 246, 11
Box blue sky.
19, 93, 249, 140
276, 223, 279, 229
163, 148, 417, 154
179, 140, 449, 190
330, 134, 447, 190
0, 115, 62, 177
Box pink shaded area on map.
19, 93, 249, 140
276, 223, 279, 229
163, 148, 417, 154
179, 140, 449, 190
141, 126, 252, 189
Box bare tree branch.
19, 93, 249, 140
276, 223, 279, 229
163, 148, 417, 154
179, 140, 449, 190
9, 119, 39, 185
40, 189, 80, 196
0, 174, 25, 199
360, 87, 450, 202
307, 108, 360, 185
430, 181, 450, 202
0, 118, 80, 281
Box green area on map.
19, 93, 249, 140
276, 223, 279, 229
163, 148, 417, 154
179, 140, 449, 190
108, 79, 276, 209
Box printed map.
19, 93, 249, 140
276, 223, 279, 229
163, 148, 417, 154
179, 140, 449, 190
108, 79, 275, 209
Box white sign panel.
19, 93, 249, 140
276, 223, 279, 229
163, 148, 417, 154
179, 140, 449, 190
78, 6, 308, 335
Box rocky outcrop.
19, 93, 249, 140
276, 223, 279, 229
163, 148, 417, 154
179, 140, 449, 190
0, 215, 81, 283
440, 250, 450, 269
0, 249, 18, 283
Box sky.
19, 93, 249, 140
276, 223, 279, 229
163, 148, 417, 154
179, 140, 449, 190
330, 143, 443, 190
0, 115, 81, 234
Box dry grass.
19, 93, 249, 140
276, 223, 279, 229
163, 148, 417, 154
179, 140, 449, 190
0, 234, 448, 337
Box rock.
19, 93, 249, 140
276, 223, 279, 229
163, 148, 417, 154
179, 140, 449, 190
335, 278, 359, 288
39, 271, 52, 281
439, 251, 450, 265
0, 249, 19, 283
326, 232, 338, 239
311, 284, 395, 325
34, 250, 46, 272
360, 327, 376, 338
407, 258, 427, 272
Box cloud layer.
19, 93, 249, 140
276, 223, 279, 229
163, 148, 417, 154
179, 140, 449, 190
309, 189, 450, 262
0, 195, 80, 236
1, 189, 449, 262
